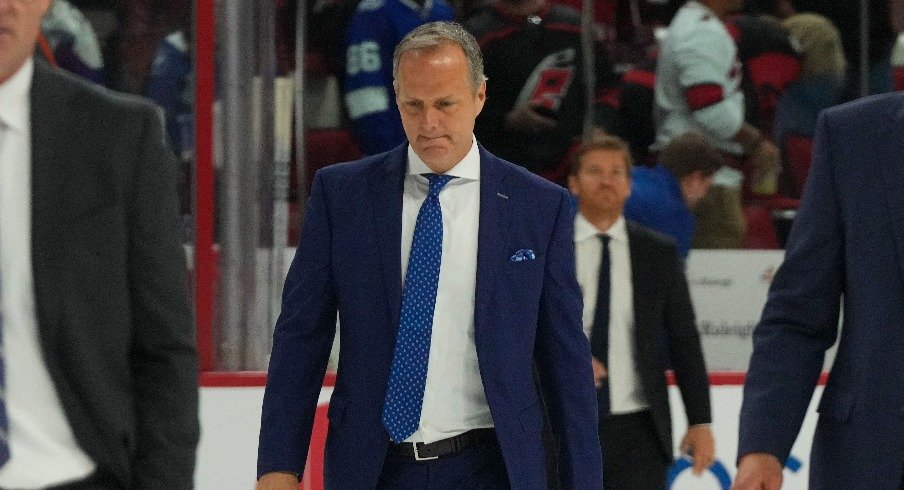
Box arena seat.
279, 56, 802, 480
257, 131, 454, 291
785, 134, 813, 196
742, 204, 780, 249
895, 66, 904, 91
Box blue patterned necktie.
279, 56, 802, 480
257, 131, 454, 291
382, 173, 455, 443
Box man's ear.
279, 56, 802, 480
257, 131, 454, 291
567, 175, 578, 195
474, 80, 487, 115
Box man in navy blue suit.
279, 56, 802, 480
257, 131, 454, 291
734, 93, 904, 489
257, 21, 602, 489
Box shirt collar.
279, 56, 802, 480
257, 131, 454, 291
0, 57, 33, 133
407, 136, 481, 181
574, 213, 627, 243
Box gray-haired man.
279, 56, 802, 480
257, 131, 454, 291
257, 21, 602, 489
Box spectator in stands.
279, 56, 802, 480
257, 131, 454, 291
735, 85, 904, 490
146, 26, 195, 216
465, 0, 625, 177
258, 22, 601, 489
117, 0, 190, 94
787, 0, 896, 100
552, 0, 681, 71
654, 0, 781, 189
625, 132, 724, 259
343, 0, 453, 156
618, 12, 801, 168
146, 28, 193, 160
568, 135, 714, 489
773, 13, 846, 147
40, 0, 106, 85
0, 0, 198, 487
304, 0, 361, 78
725, 14, 801, 138
654, 0, 781, 249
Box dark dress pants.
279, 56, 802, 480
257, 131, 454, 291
601, 410, 669, 490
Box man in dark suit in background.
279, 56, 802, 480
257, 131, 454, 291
568, 136, 714, 489
734, 94, 904, 490
0, 0, 198, 487
258, 21, 601, 489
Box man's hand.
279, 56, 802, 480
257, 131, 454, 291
732, 453, 783, 490
680, 425, 715, 475
591, 356, 608, 388
504, 103, 558, 134
256, 472, 299, 489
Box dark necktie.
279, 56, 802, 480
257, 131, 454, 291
590, 234, 611, 415
382, 173, 455, 443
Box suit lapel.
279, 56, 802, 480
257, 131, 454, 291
627, 224, 651, 347
371, 145, 407, 329
878, 100, 904, 288
627, 222, 661, 372
474, 147, 509, 333
30, 61, 69, 355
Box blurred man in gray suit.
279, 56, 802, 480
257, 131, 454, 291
0, 0, 198, 487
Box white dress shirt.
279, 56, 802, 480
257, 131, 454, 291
574, 214, 649, 414
401, 137, 493, 444
0, 58, 96, 487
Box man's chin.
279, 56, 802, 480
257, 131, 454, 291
416, 147, 451, 168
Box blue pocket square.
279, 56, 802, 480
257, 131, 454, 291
510, 249, 536, 262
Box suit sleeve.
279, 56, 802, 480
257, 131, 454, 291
534, 192, 603, 489
257, 171, 339, 477
128, 106, 199, 487
662, 243, 711, 426
737, 111, 843, 463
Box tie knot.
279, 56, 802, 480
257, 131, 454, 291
599, 233, 611, 246
424, 173, 455, 197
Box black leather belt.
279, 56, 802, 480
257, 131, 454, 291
387, 428, 497, 461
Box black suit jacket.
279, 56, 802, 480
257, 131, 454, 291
28, 59, 198, 487
625, 221, 711, 460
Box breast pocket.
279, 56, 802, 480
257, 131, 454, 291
504, 252, 545, 278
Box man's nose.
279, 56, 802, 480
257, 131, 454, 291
420, 107, 439, 130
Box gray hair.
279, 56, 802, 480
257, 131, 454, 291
392, 21, 487, 93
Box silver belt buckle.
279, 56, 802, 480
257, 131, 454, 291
412, 442, 439, 461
